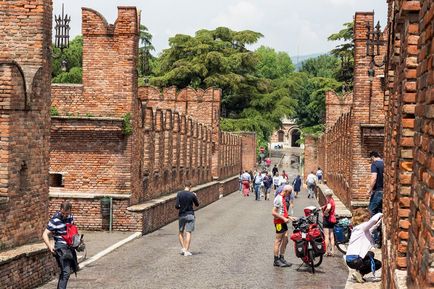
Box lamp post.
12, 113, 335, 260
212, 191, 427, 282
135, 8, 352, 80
365, 21, 386, 123
54, 3, 71, 71
366, 21, 386, 80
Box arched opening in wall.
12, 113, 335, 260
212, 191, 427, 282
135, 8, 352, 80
291, 129, 301, 147
278, 130, 284, 142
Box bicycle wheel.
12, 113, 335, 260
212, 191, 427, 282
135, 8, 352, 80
308, 250, 315, 273
336, 242, 349, 254
313, 253, 323, 267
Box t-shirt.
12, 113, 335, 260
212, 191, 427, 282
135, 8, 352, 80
306, 174, 316, 185
47, 211, 74, 247
371, 160, 384, 191
263, 175, 273, 188
241, 172, 251, 181
316, 170, 323, 177
175, 190, 199, 217
273, 176, 280, 186
254, 175, 263, 185
273, 194, 288, 224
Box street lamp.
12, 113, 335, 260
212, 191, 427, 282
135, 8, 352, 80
366, 21, 386, 81
54, 3, 71, 71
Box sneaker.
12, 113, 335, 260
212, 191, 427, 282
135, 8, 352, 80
279, 256, 292, 267
352, 271, 365, 283
180, 248, 186, 255
183, 251, 192, 256
273, 258, 286, 267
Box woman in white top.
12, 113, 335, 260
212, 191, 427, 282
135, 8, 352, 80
345, 208, 382, 283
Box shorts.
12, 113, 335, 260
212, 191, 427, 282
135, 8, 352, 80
179, 214, 195, 232
274, 222, 288, 234
323, 218, 335, 229
289, 192, 295, 201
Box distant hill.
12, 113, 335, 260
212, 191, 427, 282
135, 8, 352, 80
292, 53, 325, 70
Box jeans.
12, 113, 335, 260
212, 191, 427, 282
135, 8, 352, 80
55, 245, 77, 289
254, 184, 261, 200
307, 185, 315, 198
368, 191, 383, 215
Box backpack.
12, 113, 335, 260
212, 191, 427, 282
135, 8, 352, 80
62, 223, 81, 248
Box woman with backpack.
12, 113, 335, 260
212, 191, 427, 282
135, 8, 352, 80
322, 190, 336, 256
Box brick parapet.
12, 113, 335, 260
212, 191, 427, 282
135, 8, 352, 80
80, 7, 139, 118
233, 132, 257, 172
325, 91, 353, 132
382, 1, 421, 288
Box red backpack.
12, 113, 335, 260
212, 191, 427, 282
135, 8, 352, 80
62, 223, 81, 248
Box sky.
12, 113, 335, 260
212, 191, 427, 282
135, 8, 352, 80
53, 0, 388, 57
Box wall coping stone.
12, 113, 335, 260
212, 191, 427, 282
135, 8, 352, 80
0, 243, 47, 266
317, 184, 352, 218
49, 189, 131, 200
350, 201, 370, 207
52, 116, 123, 121
394, 269, 408, 289
51, 84, 83, 88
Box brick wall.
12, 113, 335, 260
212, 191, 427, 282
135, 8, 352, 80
382, 1, 420, 287
0, 1, 57, 288
50, 117, 132, 194
0, 0, 51, 250
407, 0, 433, 287
52, 7, 139, 118
304, 136, 318, 178
351, 12, 386, 202
51, 84, 84, 115
325, 91, 353, 131
0, 248, 56, 289
139, 86, 222, 178
233, 132, 257, 172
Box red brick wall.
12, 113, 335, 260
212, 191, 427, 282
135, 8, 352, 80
51, 84, 84, 115
50, 117, 132, 194
325, 91, 353, 131
234, 132, 257, 172
407, 0, 433, 287
0, 249, 56, 289
0, 0, 51, 250
382, 1, 420, 287
139, 86, 223, 178
304, 136, 319, 178
56, 7, 139, 118
351, 12, 386, 202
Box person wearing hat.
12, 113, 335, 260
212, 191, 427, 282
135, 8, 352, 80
322, 190, 336, 256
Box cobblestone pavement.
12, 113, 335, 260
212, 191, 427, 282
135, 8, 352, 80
40, 187, 348, 289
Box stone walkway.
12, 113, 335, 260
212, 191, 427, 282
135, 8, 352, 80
39, 189, 348, 289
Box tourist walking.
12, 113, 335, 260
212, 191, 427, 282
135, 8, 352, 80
368, 151, 384, 215
322, 190, 336, 256
175, 181, 199, 256
272, 185, 297, 267
273, 173, 280, 190
272, 165, 279, 177
263, 171, 273, 200
316, 167, 323, 184
292, 175, 302, 198
42, 201, 78, 289
345, 208, 382, 283
253, 171, 264, 201
306, 171, 317, 199
240, 170, 251, 197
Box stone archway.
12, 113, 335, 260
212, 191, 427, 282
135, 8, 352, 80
289, 128, 301, 147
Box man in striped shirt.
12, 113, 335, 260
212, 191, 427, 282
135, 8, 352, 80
43, 201, 77, 289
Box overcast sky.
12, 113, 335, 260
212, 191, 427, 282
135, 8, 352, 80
54, 0, 387, 57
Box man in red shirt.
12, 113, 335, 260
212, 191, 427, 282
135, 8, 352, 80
272, 185, 297, 267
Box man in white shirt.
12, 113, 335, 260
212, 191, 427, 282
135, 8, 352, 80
306, 172, 317, 199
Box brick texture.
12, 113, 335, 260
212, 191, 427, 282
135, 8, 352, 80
233, 132, 257, 172
0, 1, 56, 288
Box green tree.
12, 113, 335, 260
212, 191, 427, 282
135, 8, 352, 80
52, 36, 83, 82
255, 46, 295, 79
52, 67, 82, 84
150, 27, 264, 116
300, 54, 340, 79
138, 25, 155, 80
328, 22, 354, 88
